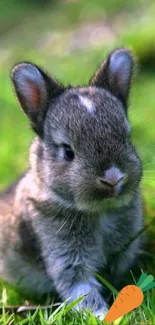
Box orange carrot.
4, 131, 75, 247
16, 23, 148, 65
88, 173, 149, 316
104, 284, 143, 322
104, 273, 155, 323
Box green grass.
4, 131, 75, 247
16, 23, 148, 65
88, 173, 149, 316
1, 277, 155, 324
0, 0, 155, 324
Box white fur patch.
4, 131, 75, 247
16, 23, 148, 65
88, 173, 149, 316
79, 96, 94, 113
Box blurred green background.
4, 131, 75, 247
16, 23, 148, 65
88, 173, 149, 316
0, 1, 155, 320
0, 0, 155, 245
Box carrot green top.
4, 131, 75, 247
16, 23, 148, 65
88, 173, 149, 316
136, 273, 155, 293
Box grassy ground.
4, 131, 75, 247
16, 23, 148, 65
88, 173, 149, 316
0, 0, 155, 324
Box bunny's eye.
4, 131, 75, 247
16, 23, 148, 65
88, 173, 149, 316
63, 144, 75, 161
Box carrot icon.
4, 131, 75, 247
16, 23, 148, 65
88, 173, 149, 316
104, 273, 155, 323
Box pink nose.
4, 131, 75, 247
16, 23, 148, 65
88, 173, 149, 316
99, 167, 127, 191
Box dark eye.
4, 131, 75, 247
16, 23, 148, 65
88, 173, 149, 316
63, 144, 75, 161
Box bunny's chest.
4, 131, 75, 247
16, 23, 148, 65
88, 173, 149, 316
63, 226, 104, 268
41, 217, 106, 278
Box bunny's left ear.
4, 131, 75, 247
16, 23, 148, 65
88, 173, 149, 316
89, 48, 134, 108
11, 62, 64, 135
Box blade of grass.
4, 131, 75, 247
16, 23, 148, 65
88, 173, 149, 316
96, 274, 118, 296
64, 295, 86, 314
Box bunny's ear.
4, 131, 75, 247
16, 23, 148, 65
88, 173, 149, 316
89, 48, 134, 108
11, 62, 64, 134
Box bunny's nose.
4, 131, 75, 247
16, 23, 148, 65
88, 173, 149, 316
98, 167, 127, 196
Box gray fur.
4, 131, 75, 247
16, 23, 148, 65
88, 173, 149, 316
0, 48, 143, 318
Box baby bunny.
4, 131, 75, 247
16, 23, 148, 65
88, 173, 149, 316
0, 48, 143, 318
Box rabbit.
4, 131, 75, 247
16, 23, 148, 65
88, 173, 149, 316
0, 48, 143, 318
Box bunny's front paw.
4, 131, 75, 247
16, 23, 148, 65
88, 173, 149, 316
81, 288, 108, 319
69, 283, 108, 319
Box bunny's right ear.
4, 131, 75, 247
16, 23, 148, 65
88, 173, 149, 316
89, 48, 134, 109
11, 62, 64, 135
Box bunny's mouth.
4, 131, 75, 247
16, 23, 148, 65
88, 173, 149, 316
76, 190, 133, 213
91, 188, 119, 200
87, 183, 127, 201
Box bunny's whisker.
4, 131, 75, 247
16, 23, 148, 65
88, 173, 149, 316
143, 161, 155, 167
